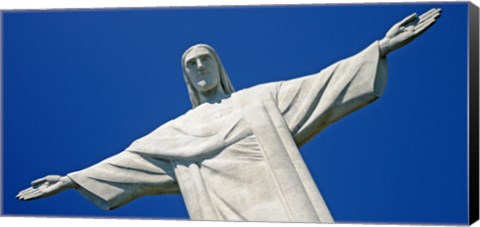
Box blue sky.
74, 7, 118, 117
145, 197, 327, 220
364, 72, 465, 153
2, 2, 470, 224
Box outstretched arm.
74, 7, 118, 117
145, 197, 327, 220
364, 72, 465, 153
16, 175, 77, 201
17, 151, 179, 210
379, 8, 441, 57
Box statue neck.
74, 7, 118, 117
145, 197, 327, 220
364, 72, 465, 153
198, 85, 228, 105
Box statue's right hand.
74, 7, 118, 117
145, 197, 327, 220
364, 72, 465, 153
16, 175, 72, 201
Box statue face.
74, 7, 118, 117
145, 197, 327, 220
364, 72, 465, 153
184, 47, 221, 93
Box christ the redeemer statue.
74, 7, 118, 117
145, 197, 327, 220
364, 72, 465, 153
17, 9, 441, 223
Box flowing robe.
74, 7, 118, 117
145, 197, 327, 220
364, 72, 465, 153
67, 41, 388, 223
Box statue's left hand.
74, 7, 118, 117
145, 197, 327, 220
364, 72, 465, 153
16, 175, 75, 201
379, 8, 441, 57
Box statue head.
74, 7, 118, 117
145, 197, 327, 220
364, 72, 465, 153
182, 44, 235, 108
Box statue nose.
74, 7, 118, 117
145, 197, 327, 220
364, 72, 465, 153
197, 59, 205, 71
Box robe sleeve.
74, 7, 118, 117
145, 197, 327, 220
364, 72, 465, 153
67, 151, 179, 210
274, 41, 388, 146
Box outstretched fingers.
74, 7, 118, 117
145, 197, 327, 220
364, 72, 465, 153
414, 18, 437, 36
18, 190, 43, 200
16, 187, 40, 200
403, 8, 441, 29
17, 187, 35, 195
419, 8, 442, 21
418, 8, 436, 19
412, 8, 441, 36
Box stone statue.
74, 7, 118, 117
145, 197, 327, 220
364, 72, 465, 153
17, 8, 441, 223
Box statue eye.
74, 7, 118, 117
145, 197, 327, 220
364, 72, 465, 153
201, 55, 211, 61
187, 60, 196, 66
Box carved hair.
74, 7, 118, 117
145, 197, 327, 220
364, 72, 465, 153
182, 44, 235, 108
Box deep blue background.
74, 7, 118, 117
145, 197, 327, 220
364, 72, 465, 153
2, 3, 469, 224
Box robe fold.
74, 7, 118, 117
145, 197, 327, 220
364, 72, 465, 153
68, 41, 388, 222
